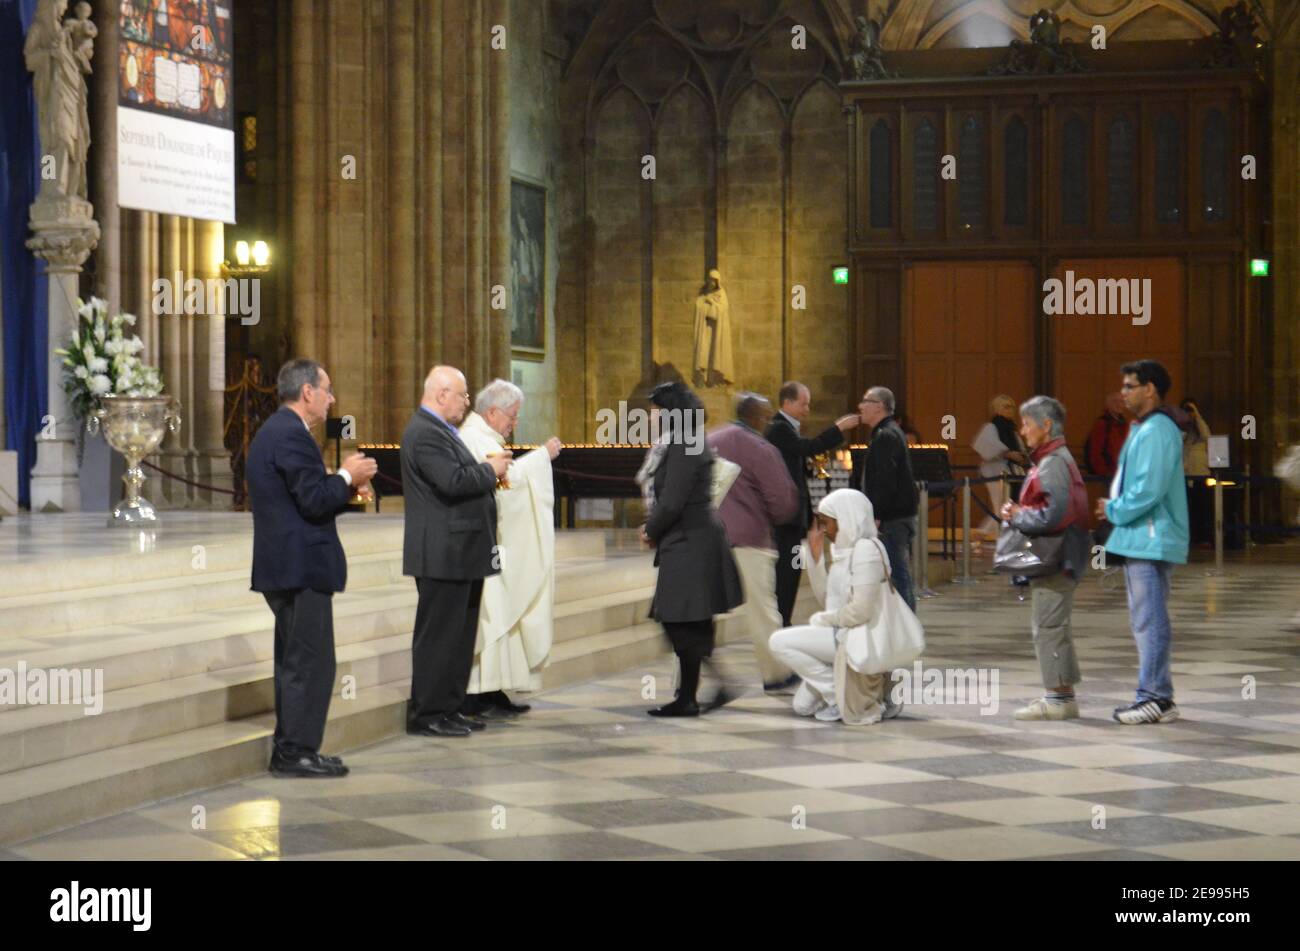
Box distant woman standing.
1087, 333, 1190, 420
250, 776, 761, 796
637, 381, 744, 716
973, 394, 1029, 540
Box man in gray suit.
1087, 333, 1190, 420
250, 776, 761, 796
401, 366, 512, 737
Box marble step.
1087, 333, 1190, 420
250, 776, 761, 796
0, 583, 819, 845
0, 515, 407, 596
0, 545, 641, 639
0, 632, 414, 776
0, 681, 411, 846
0, 533, 616, 639
0, 558, 657, 707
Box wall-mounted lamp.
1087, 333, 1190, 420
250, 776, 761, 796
222, 239, 272, 278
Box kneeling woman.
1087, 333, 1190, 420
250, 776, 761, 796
638, 381, 744, 717
769, 489, 901, 725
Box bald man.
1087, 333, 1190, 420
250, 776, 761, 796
401, 366, 512, 737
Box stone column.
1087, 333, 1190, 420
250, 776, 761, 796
90, 0, 119, 316
191, 219, 234, 506
157, 214, 191, 507
27, 197, 100, 512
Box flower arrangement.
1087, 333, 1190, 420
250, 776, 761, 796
55, 296, 164, 423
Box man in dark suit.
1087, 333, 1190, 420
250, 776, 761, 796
765, 381, 860, 628
248, 358, 377, 778
401, 365, 512, 738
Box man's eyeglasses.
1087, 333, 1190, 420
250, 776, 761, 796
1120, 382, 1145, 391
860, 398, 883, 405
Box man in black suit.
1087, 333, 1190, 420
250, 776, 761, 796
248, 358, 377, 778
765, 381, 860, 629
401, 365, 513, 738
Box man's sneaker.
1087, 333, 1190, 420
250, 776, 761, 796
882, 698, 904, 720
1015, 697, 1080, 721
1113, 699, 1178, 725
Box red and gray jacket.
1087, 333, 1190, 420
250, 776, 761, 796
1009, 437, 1092, 578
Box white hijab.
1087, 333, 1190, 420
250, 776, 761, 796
817, 489, 878, 554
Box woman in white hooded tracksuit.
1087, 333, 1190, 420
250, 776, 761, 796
768, 488, 903, 725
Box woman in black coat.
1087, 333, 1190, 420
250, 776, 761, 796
637, 381, 744, 717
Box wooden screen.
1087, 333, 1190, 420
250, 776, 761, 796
1049, 257, 1185, 452
903, 261, 1035, 469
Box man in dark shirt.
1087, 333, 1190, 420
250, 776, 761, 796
856, 385, 919, 611
765, 381, 861, 626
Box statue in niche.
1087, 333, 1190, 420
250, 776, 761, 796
987, 8, 1084, 76
692, 268, 733, 389
1203, 2, 1262, 71
25, 0, 95, 201
848, 16, 896, 81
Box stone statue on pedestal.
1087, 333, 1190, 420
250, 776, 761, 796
692, 268, 733, 389
25, 0, 94, 202
25, 0, 101, 512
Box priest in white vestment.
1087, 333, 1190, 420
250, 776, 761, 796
458, 379, 562, 718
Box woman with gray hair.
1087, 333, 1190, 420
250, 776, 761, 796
1000, 395, 1091, 720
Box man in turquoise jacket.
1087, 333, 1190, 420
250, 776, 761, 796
1095, 359, 1190, 725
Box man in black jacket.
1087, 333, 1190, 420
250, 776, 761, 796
857, 385, 919, 611
765, 381, 861, 628
248, 358, 377, 778
401, 365, 512, 738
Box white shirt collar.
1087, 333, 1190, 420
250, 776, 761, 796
779, 410, 801, 433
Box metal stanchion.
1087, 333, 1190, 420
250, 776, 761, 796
917, 483, 937, 598
951, 477, 978, 584
1244, 465, 1254, 548
1206, 478, 1227, 576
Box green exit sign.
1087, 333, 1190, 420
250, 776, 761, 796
1250, 258, 1269, 277
832, 266, 849, 285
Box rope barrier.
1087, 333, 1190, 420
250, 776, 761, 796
140, 460, 238, 495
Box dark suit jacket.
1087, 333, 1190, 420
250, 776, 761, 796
248, 406, 353, 594
764, 413, 844, 531
644, 440, 743, 624
400, 408, 500, 580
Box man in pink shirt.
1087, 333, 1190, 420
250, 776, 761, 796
709, 393, 801, 692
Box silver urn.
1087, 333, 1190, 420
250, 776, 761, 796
86, 395, 182, 526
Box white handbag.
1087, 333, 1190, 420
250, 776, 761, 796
710, 456, 741, 508
843, 538, 925, 675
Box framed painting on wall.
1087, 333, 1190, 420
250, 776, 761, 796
511, 178, 546, 360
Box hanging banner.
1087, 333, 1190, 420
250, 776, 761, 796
117, 1, 234, 223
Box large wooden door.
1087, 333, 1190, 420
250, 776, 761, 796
1050, 257, 1185, 451
904, 261, 1036, 470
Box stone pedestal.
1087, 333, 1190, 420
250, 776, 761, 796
27, 195, 100, 513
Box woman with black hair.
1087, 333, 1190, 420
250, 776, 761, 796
636, 381, 744, 716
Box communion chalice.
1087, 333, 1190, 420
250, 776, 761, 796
487, 452, 511, 490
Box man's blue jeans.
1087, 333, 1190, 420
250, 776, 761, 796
1123, 558, 1175, 702
877, 517, 917, 613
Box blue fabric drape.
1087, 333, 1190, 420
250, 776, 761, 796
0, 0, 48, 510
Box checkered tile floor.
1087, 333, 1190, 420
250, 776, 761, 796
5, 556, 1299, 860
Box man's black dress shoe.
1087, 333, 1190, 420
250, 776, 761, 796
407, 716, 472, 737
449, 711, 487, 731
269, 750, 349, 778
647, 698, 700, 717
474, 704, 519, 720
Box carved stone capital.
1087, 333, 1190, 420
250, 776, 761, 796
27, 194, 100, 273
